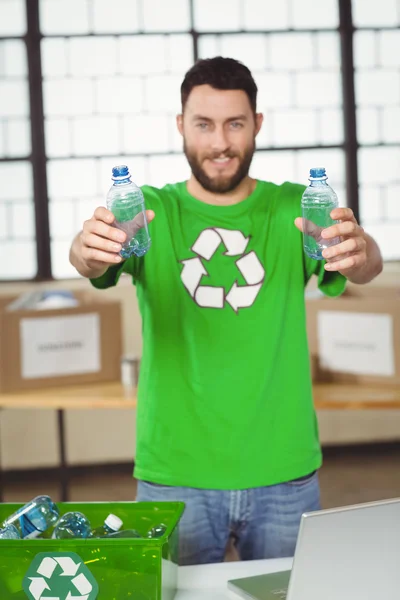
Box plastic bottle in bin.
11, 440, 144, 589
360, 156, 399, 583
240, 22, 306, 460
107, 528, 142, 539
301, 167, 340, 260
53, 511, 91, 539
0, 524, 20, 539
91, 513, 123, 538
147, 523, 167, 538
106, 165, 151, 259
2, 495, 59, 539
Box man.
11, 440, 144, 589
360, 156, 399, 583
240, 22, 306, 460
70, 57, 382, 565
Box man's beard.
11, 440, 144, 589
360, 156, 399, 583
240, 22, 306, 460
184, 140, 255, 194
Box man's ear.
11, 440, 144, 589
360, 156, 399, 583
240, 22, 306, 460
255, 113, 264, 137
176, 114, 184, 136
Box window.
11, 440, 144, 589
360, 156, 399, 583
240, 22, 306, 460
0, 0, 398, 281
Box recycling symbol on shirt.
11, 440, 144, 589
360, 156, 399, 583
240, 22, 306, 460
23, 552, 99, 600
180, 228, 265, 312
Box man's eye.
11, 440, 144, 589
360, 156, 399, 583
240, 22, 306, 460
197, 123, 209, 130
230, 121, 243, 129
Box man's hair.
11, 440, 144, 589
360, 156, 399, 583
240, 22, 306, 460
180, 56, 258, 113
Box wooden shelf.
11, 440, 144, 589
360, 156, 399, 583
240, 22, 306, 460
0, 382, 136, 410
0, 381, 399, 410
313, 382, 400, 410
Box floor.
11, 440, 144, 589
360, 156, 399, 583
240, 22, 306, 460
4, 443, 400, 507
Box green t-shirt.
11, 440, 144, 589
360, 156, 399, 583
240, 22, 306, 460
91, 180, 346, 489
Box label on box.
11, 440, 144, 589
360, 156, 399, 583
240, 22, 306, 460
20, 313, 101, 379
317, 310, 395, 377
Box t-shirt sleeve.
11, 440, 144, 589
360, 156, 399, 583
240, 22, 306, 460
90, 255, 142, 289
305, 254, 347, 297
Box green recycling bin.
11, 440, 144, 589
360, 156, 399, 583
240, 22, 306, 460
0, 500, 185, 600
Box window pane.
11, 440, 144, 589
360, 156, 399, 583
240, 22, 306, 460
0, 0, 26, 36
0, 162, 36, 280
141, 0, 190, 31
291, 0, 339, 28
243, 0, 289, 30
40, 0, 90, 34
5, 119, 31, 156
194, 0, 241, 31
352, 0, 399, 28
92, 0, 140, 33
3, 40, 27, 77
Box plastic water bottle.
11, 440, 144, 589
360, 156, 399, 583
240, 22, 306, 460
147, 523, 167, 538
106, 165, 151, 259
91, 513, 123, 538
53, 511, 91, 539
107, 528, 142, 539
301, 167, 340, 260
2, 495, 59, 539
0, 524, 20, 540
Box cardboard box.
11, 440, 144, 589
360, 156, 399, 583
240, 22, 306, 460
306, 285, 400, 386
0, 291, 122, 393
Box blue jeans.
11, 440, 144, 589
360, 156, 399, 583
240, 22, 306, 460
136, 471, 320, 566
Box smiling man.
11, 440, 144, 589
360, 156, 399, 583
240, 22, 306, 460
69, 57, 383, 565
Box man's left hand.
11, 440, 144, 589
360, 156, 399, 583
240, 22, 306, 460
295, 208, 367, 275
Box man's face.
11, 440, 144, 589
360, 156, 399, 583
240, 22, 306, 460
177, 85, 263, 194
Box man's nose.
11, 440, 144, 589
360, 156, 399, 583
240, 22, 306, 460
211, 126, 230, 154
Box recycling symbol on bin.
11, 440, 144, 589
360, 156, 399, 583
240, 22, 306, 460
23, 552, 99, 600
180, 228, 265, 312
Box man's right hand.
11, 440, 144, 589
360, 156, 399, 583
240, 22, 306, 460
69, 207, 155, 279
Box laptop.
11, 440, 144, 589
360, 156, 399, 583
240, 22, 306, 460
228, 497, 400, 600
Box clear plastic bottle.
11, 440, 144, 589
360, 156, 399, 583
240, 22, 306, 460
0, 524, 20, 540
2, 495, 59, 539
301, 167, 340, 260
106, 165, 151, 259
146, 523, 167, 538
52, 511, 91, 539
107, 528, 142, 539
91, 513, 123, 538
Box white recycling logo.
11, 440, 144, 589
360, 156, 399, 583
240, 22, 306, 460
180, 228, 265, 312
24, 554, 97, 600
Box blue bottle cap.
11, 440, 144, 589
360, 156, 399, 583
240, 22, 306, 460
112, 165, 130, 180
309, 167, 326, 178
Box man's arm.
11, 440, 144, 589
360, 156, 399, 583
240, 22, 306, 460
295, 208, 383, 285
69, 206, 155, 279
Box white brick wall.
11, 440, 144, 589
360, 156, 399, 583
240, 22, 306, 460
69, 37, 118, 77
72, 115, 120, 156
352, 0, 399, 28
358, 146, 400, 185
387, 184, 400, 219
356, 70, 400, 106
243, 0, 289, 30
44, 79, 95, 116
220, 34, 268, 72
295, 71, 342, 107
40, 0, 91, 35
273, 109, 318, 146
123, 114, 170, 153
269, 33, 314, 70
5, 119, 30, 156
91, 0, 140, 33
382, 107, 400, 143
0, 80, 29, 117
141, 0, 190, 31
291, 0, 338, 28
194, 0, 241, 32
356, 108, 381, 145
379, 30, 400, 67
0, 0, 26, 36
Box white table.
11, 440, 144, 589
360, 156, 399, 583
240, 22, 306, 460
176, 557, 293, 599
